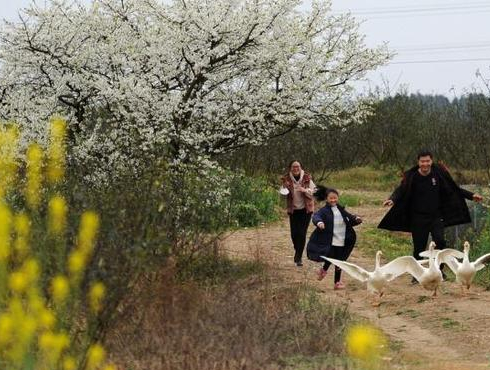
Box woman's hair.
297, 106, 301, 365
287, 160, 303, 171
313, 185, 339, 201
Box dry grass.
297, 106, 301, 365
105, 257, 350, 370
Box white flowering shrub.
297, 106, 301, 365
0, 0, 390, 183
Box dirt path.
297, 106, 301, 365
221, 194, 490, 370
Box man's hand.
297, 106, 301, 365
317, 222, 325, 230
383, 199, 394, 207
355, 216, 363, 224
473, 194, 483, 202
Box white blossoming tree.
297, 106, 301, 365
0, 0, 390, 182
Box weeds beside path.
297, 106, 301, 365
221, 190, 490, 370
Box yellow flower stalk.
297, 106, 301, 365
51, 275, 70, 303
102, 364, 117, 370
48, 195, 68, 235
47, 117, 67, 184
86, 343, 106, 370
0, 313, 13, 346
8, 271, 28, 294
0, 125, 19, 198
14, 212, 31, 258
88, 282, 106, 313
0, 202, 13, 262
68, 250, 87, 278
22, 258, 40, 284
25, 143, 44, 209
345, 324, 387, 364
39, 331, 70, 364
39, 308, 56, 330
78, 211, 100, 254
62, 356, 78, 370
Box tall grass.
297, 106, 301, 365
316, 167, 400, 192
106, 256, 351, 370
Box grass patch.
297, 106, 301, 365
396, 309, 421, 318
107, 258, 352, 370
441, 317, 461, 329
317, 166, 400, 192
358, 227, 413, 260
176, 251, 265, 285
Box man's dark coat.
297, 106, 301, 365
378, 164, 474, 232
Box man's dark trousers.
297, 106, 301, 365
411, 214, 447, 260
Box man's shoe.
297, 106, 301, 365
411, 277, 419, 285
295, 260, 303, 267
334, 281, 345, 290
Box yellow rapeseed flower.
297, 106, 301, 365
102, 364, 117, 370
62, 356, 77, 370
48, 195, 68, 235
0, 125, 19, 198
8, 271, 28, 293
345, 324, 387, 362
47, 117, 67, 184
25, 143, 44, 209
39, 308, 56, 330
0, 313, 13, 346
86, 343, 106, 370
0, 202, 13, 261
78, 211, 100, 254
39, 331, 69, 364
67, 250, 86, 277
21, 258, 40, 284
14, 212, 30, 257
51, 275, 70, 303
88, 282, 106, 313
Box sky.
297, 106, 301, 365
1, 0, 490, 96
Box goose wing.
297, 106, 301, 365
321, 257, 370, 282
394, 256, 425, 280
437, 253, 461, 274
436, 248, 465, 266
474, 253, 490, 271
379, 256, 420, 281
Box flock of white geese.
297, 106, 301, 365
322, 241, 490, 305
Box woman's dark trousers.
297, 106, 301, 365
289, 209, 312, 263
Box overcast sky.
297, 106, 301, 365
1, 0, 490, 96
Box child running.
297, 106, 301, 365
306, 186, 362, 289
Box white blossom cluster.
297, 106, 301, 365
0, 0, 391, 183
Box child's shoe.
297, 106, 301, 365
317, 268, 327, 281
334, 281, 345, 290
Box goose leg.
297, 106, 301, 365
432, 287, 438, 298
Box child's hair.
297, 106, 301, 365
313, 185, 339, 201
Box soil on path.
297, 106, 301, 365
221, 193, 490, 370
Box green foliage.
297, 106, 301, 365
325, 167, 400, 192
469, 211, 490, 288
229, 175, 280, 228
359, 227, 413, 260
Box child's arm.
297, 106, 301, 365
344, 209, 362, 226
312, 208, 327, 229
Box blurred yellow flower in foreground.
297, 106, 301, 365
47, 117, 67, 184
0, 125, 19, 197
86, 343, 106, 370
345, 323, 387, 362
0, 202, 13, 261
48, 195, 68, 235
89, 281, 106, 313
25, 143, 44, 209
51, 275, 70, 303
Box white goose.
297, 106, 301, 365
406, 242, 463, 296
438, 241, 490, 292
322, 250, 417, 305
